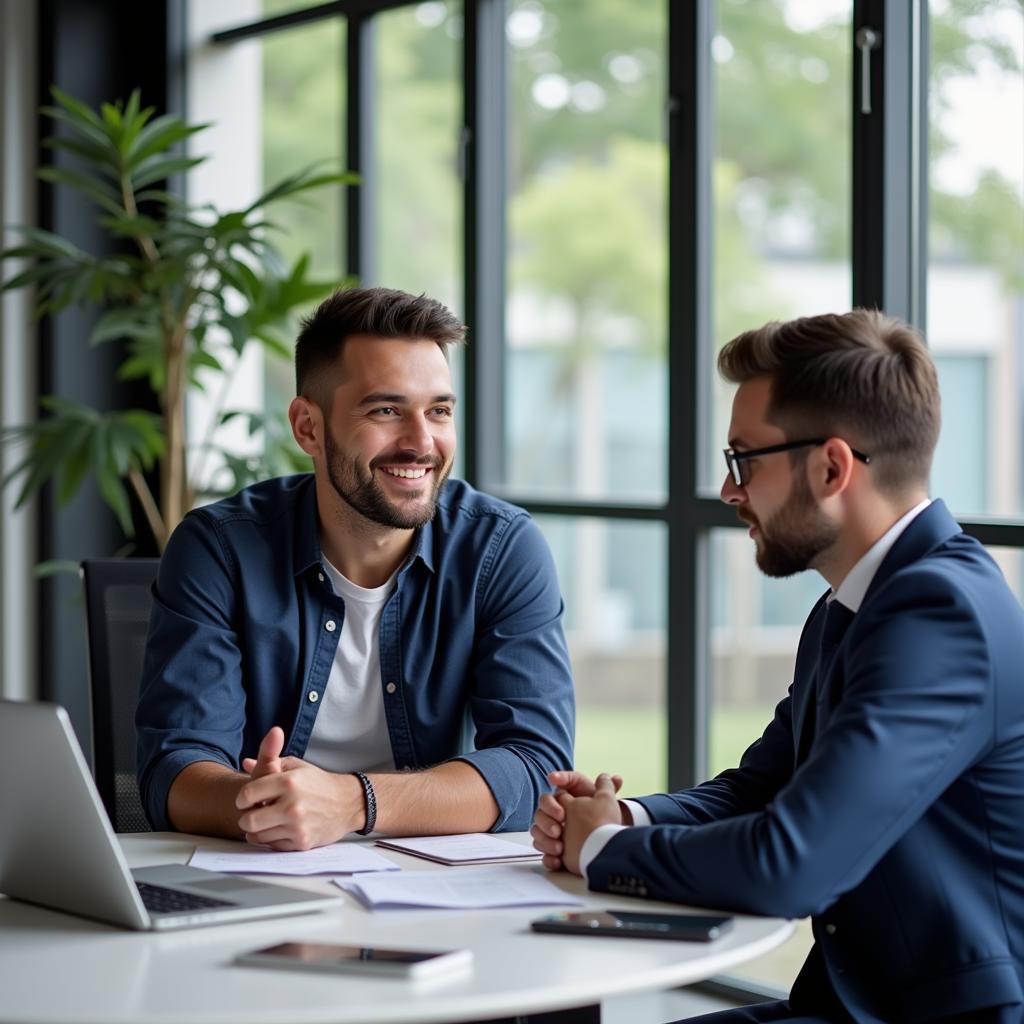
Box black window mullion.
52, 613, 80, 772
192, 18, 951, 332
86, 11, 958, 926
462, 0, 506, 491
852, 0, 928, 329
668, 0, 714, 793
211, 1, 412, 44
346, 13, 377, 284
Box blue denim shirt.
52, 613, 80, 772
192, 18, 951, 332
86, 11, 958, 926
136, 474, 575, 832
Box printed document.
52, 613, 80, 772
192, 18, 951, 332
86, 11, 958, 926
190, 843, 399, 876
337, 865, 583, 909
375, 833, 543, 865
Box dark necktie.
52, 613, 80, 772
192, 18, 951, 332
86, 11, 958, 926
796, 600, 855, 764
818, 599, 855, 679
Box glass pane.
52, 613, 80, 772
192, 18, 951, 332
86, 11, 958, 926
505, 1, 667, 503
535, 516, 667, 796
185, 5, 344, 496
708, 526, 822, 989
928, 0, 1023, 518
262, 19, 346, 443
262, 0, 317, 15
706, 0, 852, 493
263, 21, 345, 280
375, 2, 462, 314
989, 546, 1024, 606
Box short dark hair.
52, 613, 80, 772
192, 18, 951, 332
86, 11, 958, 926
295, 286, 466, 407
718, 309, 941, 496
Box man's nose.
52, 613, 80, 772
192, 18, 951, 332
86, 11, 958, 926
720, 474, 744, 505
398, 415, 434, 454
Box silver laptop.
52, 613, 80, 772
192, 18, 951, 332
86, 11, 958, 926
0, 701, 342, 930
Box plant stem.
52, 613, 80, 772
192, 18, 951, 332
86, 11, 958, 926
128, 467, 168, 552
120, 168, 190, 540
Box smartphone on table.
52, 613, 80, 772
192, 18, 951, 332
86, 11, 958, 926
235, 941, 473, 979
531, 910, 733, 942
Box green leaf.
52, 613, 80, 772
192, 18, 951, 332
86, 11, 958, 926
88, 307, 158, 346
131, 154, 204, 190
37, 166, 125, 216
48, 86, 105, 131
55, 420, 95, 504
95, 463, 134, 538
7, 225, 91, 261
100, 101, 123, 134
43, 134, 118, 171
127, 114, 208, 170
33, 559, 84, 579
242, 164, 357, 216
97, 212, 164, 239
253, 328, 292, 360
40, 106, 113, 151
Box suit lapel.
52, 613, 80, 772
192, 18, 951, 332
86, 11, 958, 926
793, 593, 830, 765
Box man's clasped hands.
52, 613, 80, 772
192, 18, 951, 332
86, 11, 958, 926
529, 770, 629, 875
235, 726, 367, 851
236, 726, 626, 878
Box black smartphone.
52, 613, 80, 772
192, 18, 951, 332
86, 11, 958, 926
234, 942, 473, 979
531, 910, 733, 942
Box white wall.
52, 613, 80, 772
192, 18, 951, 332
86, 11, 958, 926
0, 0, 38, 701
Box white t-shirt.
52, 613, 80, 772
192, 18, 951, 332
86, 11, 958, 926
303, 557, 397, 774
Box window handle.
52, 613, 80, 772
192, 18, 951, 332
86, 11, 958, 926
856, 27, 880, 115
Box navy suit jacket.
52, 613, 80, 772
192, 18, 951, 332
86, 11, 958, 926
588, 501, 1024, 1023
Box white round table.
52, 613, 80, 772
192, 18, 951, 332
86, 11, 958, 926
0, 832, 793, 1024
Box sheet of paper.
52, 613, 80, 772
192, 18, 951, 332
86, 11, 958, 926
375, 833, 543, 865
189, 843, 400, 876
337, 865, 583, 909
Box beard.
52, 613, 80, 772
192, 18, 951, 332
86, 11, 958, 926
742, 470, 839, 578
323, 429, 450, 530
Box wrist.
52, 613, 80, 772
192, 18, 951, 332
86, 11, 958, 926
617, 799, 633, 826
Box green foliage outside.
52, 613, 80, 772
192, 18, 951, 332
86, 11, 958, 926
574, 704, 777, 798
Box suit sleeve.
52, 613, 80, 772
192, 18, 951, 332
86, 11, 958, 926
588, 570, 993, 918
635, 692, 798, 825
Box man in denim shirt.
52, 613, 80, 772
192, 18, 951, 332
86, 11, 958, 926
137, 286, 574, 850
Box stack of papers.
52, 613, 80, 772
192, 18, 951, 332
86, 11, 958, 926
375, 833, 543, 865
190, 843, 399, 876
337, 865, 583, 910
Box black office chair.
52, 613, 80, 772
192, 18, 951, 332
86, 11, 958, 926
81, 558, 160, 833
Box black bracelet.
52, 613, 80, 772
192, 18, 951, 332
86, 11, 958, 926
352, 771, 377, 835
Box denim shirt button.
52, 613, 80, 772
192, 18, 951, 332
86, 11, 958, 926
385, 682, 397, 694
325, 619, 337, 632
317, 572, 325, 583
308, 690, 319, 703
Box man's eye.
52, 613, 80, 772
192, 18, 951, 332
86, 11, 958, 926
371, 407, 398, 417
432, 407, 453, 418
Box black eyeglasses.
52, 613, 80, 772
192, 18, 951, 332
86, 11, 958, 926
723, 439, 871, 487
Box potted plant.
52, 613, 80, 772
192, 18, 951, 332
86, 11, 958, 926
0, 88, 353, 552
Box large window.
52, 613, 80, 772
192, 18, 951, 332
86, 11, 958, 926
927, 0, 1023, 519
199, 0, 1024, 1000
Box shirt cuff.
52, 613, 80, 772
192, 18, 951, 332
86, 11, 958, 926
580, 823, 629, 880
622, 799, 651, 826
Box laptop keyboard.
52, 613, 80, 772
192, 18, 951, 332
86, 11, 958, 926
136, 881, 233, 914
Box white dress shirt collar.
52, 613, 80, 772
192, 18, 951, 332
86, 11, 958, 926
831, 498, 931, 612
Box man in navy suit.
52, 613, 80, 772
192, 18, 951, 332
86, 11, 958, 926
532, 310, 1024, 1023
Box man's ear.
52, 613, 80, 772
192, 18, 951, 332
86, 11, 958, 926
815, 437, 858, 498
289, 396, 323, 457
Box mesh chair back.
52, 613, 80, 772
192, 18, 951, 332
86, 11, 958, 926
81, 558, 160, 833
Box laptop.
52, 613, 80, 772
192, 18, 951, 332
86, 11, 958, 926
0, 701, 342, 930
